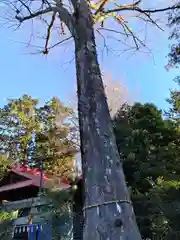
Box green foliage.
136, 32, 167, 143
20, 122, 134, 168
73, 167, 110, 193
0, 210, 18, 222
0, 95, 76, 178
166, 77, 180, 126
0, 212, 14, 221
0, 94, 40, 163
167, 6, 180, 128
113, 102, 180, 239
168, 7, 180, 69
34, 97, 76, 177
51, 202, 73, 240
35, 189, 74, 240
0, 155, 11, 178
0, 95, 77, 238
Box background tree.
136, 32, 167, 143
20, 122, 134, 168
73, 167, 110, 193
166, 77, 180, 125
35, 97, 77, 178
0, 95, 77, 239
0, 94, 40, 163
0, 155, 11, 179
168, 5, 180, 69
113, 102, 180, 239
2, 0, 180, 238
0, 95, 76, 178
167, 5, 180, 125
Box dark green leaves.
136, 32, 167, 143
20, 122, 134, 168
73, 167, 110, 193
113, 102, 180, 239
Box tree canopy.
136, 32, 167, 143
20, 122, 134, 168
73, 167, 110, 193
113, 101, 180, 239
167, 2, 180, 125
0, 94, 76, 178
166, 78, 180, 126
1, 0, 180, 238
1, 0, 180, 54
168, 6, 180, 69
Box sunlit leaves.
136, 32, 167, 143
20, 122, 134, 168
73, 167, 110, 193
0, 155, 11, 178
0, 95, 76, 178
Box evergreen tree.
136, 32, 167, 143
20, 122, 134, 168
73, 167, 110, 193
166, 77, 180, 126
35, 97, 77, 178
3, 0, 180, 237
0, 95, 76, 178
113, 102, 180, 239
168, 5, 180, 69
167, 3, 180, 125
0, 94, 40, 163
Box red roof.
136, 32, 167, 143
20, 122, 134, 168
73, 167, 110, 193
0, 164, 71, 193
0, 180, 35, 193
12, 164, 48, 180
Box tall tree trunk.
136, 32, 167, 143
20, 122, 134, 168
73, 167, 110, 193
73, 179, 84, 240
73, 0, 142, 239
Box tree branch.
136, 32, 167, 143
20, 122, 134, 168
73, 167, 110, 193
137, 12, 164, 31
15, 7, 53, 22
18, 0, 32, 15
104, 4, 180, 15
95, 0, 142, 15
94, 2, 177, 52
94, 0, 109, 15
115, 15, 146, 49
54, 0, 75, 34
43, 12, 57, 54
14, 0, 74, 34
44, 36, 72, 53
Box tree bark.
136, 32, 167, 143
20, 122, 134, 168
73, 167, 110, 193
73, 179, 84, 240
73, 0, 142, 239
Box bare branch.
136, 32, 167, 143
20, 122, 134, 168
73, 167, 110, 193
15, 7, 53, 22
95, 0, 109, 15
97, 29, 113, 56
97, 27, 130, 36
135, 13, 163, 31
14, 0, 74, 34
18, 0, 31, 15
122, 20, 145, 49
54, 1, 75, 34
95, 0, 142, 15
104, 4, 180, 15
3, 0, 179, 59
46, 36, 72, 51
43, 11, 57, 54
93, 1, 176, 52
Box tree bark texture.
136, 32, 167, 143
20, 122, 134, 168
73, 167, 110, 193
73, 179, 84, 240
73, 0, 142, 239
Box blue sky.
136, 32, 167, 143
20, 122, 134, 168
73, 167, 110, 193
0, 14, 178, 112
